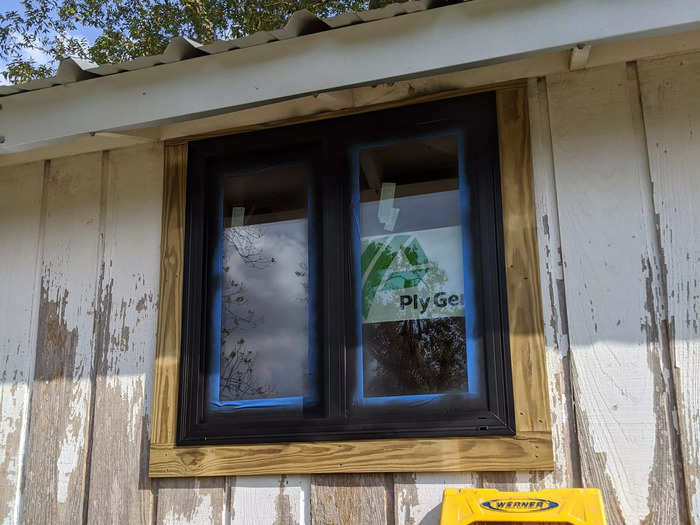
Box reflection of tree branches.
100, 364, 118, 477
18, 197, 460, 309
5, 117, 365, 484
222, 279, 262, 330
364, 317, 467, 396
220, 338, 277, 400
224, 226, 275, 269
219, 222, 308, 400
294, 261, 308, 304
220, 225, 274, 401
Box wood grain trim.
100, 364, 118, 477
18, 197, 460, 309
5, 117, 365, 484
497, 87, 552, 434
151, 143, 187, 445
149, 431, 552, 477
149, 86, 553, 476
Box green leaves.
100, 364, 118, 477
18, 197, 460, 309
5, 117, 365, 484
1, 0, 399, 84
5, 57, 52, 84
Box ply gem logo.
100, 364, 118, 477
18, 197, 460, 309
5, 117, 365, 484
361, 234, 430, 320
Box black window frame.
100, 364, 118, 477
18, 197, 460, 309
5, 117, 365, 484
178, 92, 514, 445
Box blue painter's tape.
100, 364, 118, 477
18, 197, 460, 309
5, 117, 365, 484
211, 396, 303, 410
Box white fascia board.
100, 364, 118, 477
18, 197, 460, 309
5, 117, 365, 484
2, 0, 700, 153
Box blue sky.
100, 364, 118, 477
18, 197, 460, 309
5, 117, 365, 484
1, 0, 101, 84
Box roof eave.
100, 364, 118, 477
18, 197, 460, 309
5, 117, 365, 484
2, 0, 700, 154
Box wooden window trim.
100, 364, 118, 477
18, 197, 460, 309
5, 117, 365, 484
181, 92, 514, 444
148, 85, 553, 477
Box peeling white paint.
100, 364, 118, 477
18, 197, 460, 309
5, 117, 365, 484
232, 475, 309, 525
56, 431, 79, 504
528, 76, 579, 490
83, 144, 162, 523
162, 493, 214, 525
394, 473, 480, 525
638, 52, 700, 523
571, 343, 659, 520
19, 153, 104, 525
57, 378, 90, 504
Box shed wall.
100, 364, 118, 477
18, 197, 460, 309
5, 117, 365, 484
0, 54, 698, 524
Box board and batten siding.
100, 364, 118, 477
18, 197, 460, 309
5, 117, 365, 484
0, 54, 699, 524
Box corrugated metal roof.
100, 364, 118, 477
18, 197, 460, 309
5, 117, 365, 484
0, 0, 463, 97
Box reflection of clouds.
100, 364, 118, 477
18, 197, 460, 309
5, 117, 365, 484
221, 219, 308, 400
422, 228, 464, 287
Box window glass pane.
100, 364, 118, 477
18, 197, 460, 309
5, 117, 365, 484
359, 135, 472, 398
219, 165, 309, 402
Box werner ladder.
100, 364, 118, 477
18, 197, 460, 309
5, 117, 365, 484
440, 488, 607, 524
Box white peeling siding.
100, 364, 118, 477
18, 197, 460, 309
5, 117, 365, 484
638, 51, 700, 524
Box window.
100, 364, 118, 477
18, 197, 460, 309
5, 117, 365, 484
150, 86, 552, 477
178, 93, 512, 445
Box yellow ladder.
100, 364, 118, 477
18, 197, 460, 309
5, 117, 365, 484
440, 488, 607, 524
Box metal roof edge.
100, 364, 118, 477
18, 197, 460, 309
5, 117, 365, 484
0, 1, 458, 98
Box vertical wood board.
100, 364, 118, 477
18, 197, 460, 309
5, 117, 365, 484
393, 473, 480, 525
310, 474, 392, 525
477, 84, 565, 495
85, 144, 164, 524
232, 475, 310, 525
547, 62, 685, 524
156, 477, 226, 525
527, 77, 580, 489
0, 162, 44, 525
22, 152, 103, 524
638, 51, 700, 523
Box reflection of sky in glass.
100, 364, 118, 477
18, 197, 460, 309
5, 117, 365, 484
361, 190, 461, 236
220, 219, 308, 401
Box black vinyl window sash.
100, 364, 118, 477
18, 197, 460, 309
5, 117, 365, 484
178, 93, 514, 445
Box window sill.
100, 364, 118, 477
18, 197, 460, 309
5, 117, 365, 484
149, 431, 552, 477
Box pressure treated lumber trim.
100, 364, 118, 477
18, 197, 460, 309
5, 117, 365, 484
151, 143, 187, 445
496, 87, 551, 434
149, 86, 553, 476
149, 432, 552, 477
